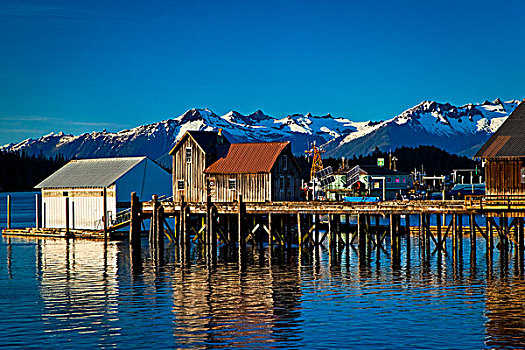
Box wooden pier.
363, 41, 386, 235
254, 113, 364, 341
3, 191, 524, 273
131, 191, 525, 273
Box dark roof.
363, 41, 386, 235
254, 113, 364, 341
358, 165, 409, 176
35, 157, 146, 188
475, 100, 525, 158
169, 130, 230, 156
204, 142, 291, 174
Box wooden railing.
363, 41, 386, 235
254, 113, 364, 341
465, 195, 525, 211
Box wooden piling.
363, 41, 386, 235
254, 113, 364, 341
179, 195, 186, 247
157, 199, 165, 253
328, 214, 333, 247
437, 213, 442, 252
458, 214, 463, 253
392, 214, 402, 266
419, 213, 424, 254
227, 214, 232, 245
469, 214, 476, 255
345, 214, 350, 246
487, 217, 494, 253
297, 213, 302, 246
390, 214, 394, 255
130, 192, 142, 249
130, 195, 143, 272
425, 214, 431, 259
502, 217, 509, 251
65, 197, 70, 236
103, 187, 108, 240
405, 215, 411, 255
150, 195, 158, 245
7, 194, 11, 229
366, 215, 371, 255
238, 194, 246, 262
210, 205, 218, 262
268, 213, 273, 247
314, 214, 320, 245
35, 193, 41, 229
375, 215, 381, 257
206, 189, 212, 247
517, 217, 525, 275
357, 214, 366, 254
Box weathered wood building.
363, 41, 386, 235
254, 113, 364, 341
170, 130, 301, 202
35, 157, 171, 230
204, 141, 301, 202
169, 130, 230, 202
475, 99, 525, 196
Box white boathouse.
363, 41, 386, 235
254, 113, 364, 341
35, 157, 171, 230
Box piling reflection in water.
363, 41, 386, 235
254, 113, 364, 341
2, 235, 525, 349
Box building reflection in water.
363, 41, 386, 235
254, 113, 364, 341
18, 236, 525, 349
166, 247, 303, 348
36, 239, 121, 348
484, 278, 525, 349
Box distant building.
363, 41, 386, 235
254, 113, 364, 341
475, 100, 525, 196
170, 130, 301, 202
35, 157, 171, 230
325, 170, 349, 201
346, 165, 412, 200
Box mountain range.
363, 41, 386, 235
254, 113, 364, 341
2, 98, 521, 168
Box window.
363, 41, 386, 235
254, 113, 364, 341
279, 176, 285, 193
63, 191, 68, 196
387, 178, 392, 183
185, 147, 192, 163
177, 180, 185, 190
282, 155, 288, 170
402, 177, 406, 183
228, 178, 236, 190
395, 177, 400, 183
287, 176, 293, 199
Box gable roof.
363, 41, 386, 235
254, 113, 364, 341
475, 100, 525, 158
35, 157, 146, 189
204, 142, 291, 174
169, 130, 229, 156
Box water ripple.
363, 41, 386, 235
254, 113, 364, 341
0, 234, 524, 349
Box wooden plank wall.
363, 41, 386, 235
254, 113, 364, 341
486, 158, 525, 196
208, 173, 270, 202
41, 187, 117, 230
172, 137, 207, 203
271, 150, 301, 201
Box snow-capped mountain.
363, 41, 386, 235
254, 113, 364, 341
1, 99, 521, 167
323, 98, 521, 157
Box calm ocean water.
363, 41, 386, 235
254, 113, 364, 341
1, 192, 524, 349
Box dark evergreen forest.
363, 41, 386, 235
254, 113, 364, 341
296, 145, 481, 180
0, 151, 67, 192
1, 145, 480, 191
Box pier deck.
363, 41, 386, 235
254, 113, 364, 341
143, 199, 471, 216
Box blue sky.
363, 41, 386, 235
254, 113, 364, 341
1, 0, 524, 145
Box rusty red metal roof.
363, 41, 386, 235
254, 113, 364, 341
475, 99, 525, 158
204, 142, 290, 174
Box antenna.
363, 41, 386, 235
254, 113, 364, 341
305, 142, 325, 182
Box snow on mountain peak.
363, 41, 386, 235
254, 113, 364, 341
1, 99, 520, 166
